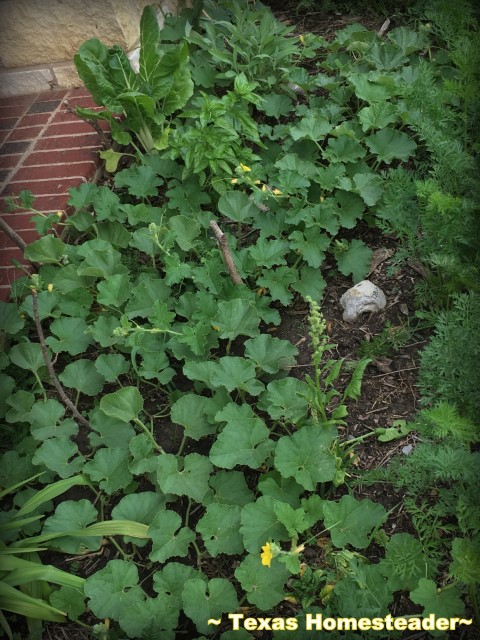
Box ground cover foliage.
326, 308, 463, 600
0, 1, 479, 638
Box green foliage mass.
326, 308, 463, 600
1, 0, 479, 638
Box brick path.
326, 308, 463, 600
0, 88, 105, 301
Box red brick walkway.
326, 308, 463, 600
0, 88, 104, 301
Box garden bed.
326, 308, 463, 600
1, 1, 479, 639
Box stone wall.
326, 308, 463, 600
0, 0, 186, 97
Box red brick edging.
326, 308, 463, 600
0, 88, 105, 301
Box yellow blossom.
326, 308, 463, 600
261, 543, 273, 568
231, 178, 238, 184
320, 195, 325, 202
253, 180, 261, 185
261, 184, 268, 192
272, 188, 283, 195
299, 34, 305, 45
56, 211, 63, 218
239, 163, 251, 172
47, 283, 54, 293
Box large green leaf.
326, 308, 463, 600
0, 302, 25, 335
42, 499, 101, 553
334, 565, 393, 618
24, 236, 66, 264
83, 448, 133, 494
118, 596, 178, 640
258, 377, 309, 423
182, 579, 238, 635
235, 554, 291, 610
111, 492, 166, 548
208, 470, 254, 507
322, 495, 387, 548
449, 537, 480, 585
45, 317, 93, 355
84, 560, 144, 621
8, 342, 45, 373
170, 394, 217, 441
148, 510, 195, 563
32, 437, 85, 479
156, 453, 212, 503
210, 404, 272, 470
100, 387, 143, 423
244, 334, 298, 374
274, 424, 337, 491
218, 191, 257, 223
410, 578, 464, 618
335, 239, 372, 283
96, 274, 131, 307
365, 127, 417, 164
58, 359, 105, 396
240, 496, 289, 553
196, 504, 243, 557
213, 299, 260, 340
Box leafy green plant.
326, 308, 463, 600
74, 5, 193, 155
418, 292, 480, 421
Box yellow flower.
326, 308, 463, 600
239, 163, 251, 172
253, 180, 261, 185
272, 188, 283, 196
231, 178, 238, 184
299, 34, 305, 45
56, 210, 63, 218
47, 283, 54, 293
261, 543, 273, 568
261, 184, 268, 192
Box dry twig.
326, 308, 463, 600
31, 289, 92, 434
209, 220, 244, 285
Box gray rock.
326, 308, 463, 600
340, 280, 387, 322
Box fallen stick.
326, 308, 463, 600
31, 289, 92, 434
209, 220, 244, 285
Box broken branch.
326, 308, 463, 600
209, 220, 244, 285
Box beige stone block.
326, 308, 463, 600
0, 67, 55, 97
51, 62, 83, 90
0, 0, 127, 68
